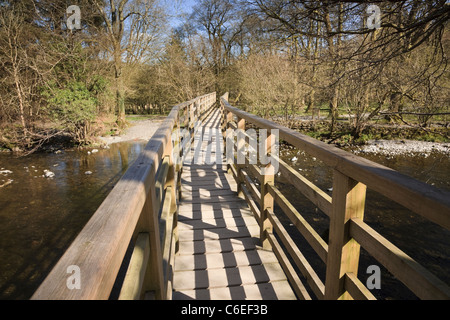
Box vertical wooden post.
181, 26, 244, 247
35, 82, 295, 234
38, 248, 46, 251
189, 103, 195, 143
225, 110, 233, 174
175, 112, 182, 201
170, 118, 180, 255
164, 130, 177, 295
202, 96, 205, 116
236, 117, 245, 197
226, 111, 233, 131
220, 99, 225, 133
195, 100, 200, 123
221, 102, 229, 139
136, 127, 179, 301
184, 105, 189, 128
324, 170, 367, 299
260, 130, 275, 250
139, 169, 165, 300
198, 97, 202, 120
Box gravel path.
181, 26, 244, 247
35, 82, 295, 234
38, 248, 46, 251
98, 119, 164, 145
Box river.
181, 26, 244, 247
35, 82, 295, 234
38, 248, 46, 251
275, 145, 450, 300
0, 140, 448, 299
0, 141, 146, 299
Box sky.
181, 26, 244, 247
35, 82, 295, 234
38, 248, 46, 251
180, 0, 197, 12
165, 0, 197, 27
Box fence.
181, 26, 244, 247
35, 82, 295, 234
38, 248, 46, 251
220, 93, 450, 300
31, 92, 217, 300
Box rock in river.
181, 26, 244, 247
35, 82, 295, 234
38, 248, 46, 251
43, 170, 55, 178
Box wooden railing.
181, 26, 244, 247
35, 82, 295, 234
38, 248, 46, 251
31, 92, 217, 300
31, 90, 449, 300
220, 93, 450, 300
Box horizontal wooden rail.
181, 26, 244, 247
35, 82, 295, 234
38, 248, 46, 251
344, 272, 376, 300
349, 218, 450, 300
266, 231, 312, 300
267, 183, 328, 263
276, 156, 332, 217
220, 92, 450, 300
267, 208, 325, 299
230, 163, 261, 222
221, 96, 450, 230
31, 92, 217, 300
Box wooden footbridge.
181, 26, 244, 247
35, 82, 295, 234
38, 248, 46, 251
32, 92, 450, 300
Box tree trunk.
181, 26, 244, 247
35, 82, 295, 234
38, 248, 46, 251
114, 39, 126, 127
116, 87, 126, 125
308, 19, 321, 121
13, 66, 27, 136
329, 86, 339, 135
323, 3, 343, 136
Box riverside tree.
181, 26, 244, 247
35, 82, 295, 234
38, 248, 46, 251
91, 0, 167, 126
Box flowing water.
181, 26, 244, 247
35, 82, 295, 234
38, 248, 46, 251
275, 147, 450, 300
0, 140, 448, 299
0, 141, 146, 299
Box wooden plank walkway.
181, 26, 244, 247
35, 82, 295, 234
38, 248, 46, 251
172, 108, 296, 300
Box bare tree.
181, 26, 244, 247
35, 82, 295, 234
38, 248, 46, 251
237, 52, 304, 120
0, 7, 28, 135
241, 1, 449, 135
92, 0, 167, 126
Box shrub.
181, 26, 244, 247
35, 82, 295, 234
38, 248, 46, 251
43, 81, 98, 144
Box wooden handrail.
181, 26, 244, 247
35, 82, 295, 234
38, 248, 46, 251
221, 96, 450, 230
31, 92, 216, 300
220, 93, 450, 300
31, 90, 448, 300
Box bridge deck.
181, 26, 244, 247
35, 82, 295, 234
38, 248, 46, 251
172, 108, 296, 300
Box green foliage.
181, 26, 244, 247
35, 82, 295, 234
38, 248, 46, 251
42, 81, 99, 144
89, 75, 109, 96
356, 134, 372, 144
44, 82, 97, 123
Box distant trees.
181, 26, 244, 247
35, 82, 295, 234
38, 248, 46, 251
237, 53, 304, 119
234, 0, 450, 135
0, 0, 448, 152
129, 33, 215, 110
0, 6, 32, 135
0, 0, 168, 151
92, 0, 167, 126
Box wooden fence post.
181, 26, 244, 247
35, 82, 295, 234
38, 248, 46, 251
170, 119, 180, 255
175, 111, 183, 202
139, 170, 165, 300
184, 105, 189, 128
225, 110, 233, 174
220, 99, 225, 133
260, 130, 275, 250
135, 127, 178, 301
190, 102, 197, 145
324, 169, 367, 299
163, 132, 177, 298
236, 117, 246, 197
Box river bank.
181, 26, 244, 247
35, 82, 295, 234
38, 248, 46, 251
354, 139, 450, 157
0, 116, 165, 154
97, 117, 164, 145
